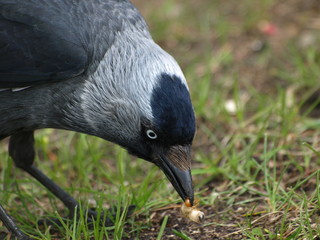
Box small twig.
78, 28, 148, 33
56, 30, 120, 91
152, 204, 181, 211
202, 222, 237, 227
250, 211, 283, 225
222, 228, 249, 238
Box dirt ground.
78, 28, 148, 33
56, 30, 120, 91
124, 167, 319, 239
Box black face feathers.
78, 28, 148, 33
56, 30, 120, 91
150, 73, 196, 146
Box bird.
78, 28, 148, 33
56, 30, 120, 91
0, 0, 196, 239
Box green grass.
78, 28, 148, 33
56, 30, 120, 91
1, 0, 320, 239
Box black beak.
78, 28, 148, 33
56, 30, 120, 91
154, 145, 194, 205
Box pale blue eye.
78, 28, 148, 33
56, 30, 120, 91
146, 129, 157, 139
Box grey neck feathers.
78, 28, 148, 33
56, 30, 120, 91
80, 27, 187, 145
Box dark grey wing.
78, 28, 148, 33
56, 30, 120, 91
0, 1, 90, 88
0, 0, 149, 88
0, 19, 88, 88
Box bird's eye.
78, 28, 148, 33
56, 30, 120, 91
146, 129, 157, 139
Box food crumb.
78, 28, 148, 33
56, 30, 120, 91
181, 199, 205, 223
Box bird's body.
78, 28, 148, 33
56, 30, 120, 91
0, 0, 196, 238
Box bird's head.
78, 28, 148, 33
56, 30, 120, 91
128, 72, 196, 205
80, 33, 196, 205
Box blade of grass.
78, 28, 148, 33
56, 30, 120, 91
172, 229, 192, 240
156, 215, 168, 240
